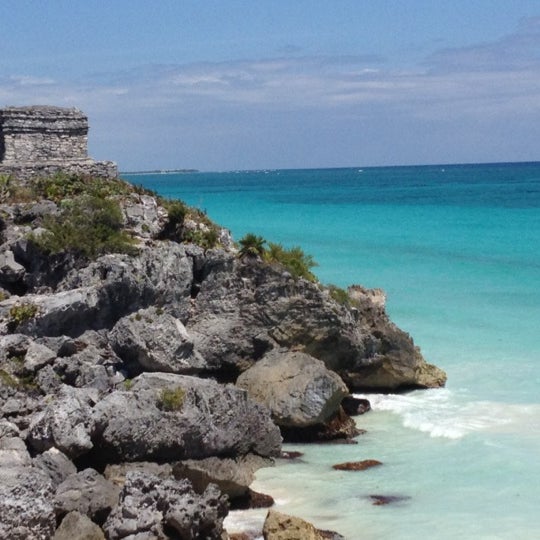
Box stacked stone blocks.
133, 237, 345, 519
0, 105, 117, 179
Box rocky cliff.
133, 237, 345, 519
0, 172, 446, 538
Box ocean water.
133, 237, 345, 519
125, 163, 540, 539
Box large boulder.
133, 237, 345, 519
173, 453, 272, 499
0, 438, 56, 540
26, 385, 96, 458
33, 447, 77, 487
54, 468, 120, 524
109, 306, 210, 375
236, 350, 348, 428
103, 471, 228, 540
92, 373, 281, 462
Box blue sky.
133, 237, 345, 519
2, 1, 540, 170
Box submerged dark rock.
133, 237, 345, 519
332, 459, 383, 471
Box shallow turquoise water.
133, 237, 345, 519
125, 163, 540, 539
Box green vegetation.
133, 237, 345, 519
237, 233, 318, 282
183, 227, 219, 249
238, 233, 266, 258
158, 386, 186, 411
265, 242, 318, 282
32, 195, 136, 258
123, 378, 134, 390
327, 285, 350, 306
0, 369, 18, 388
34, 172, 134, 202
9, 302, 39, 327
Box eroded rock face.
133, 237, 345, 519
173, 453, 273, 499
236, 350, 349, 428
186, 256, 446, 391
54, 468, 120, 524
92, 373, 282, 462
110, 306, 210, 375
103, 471, 228, 540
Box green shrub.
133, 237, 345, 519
238, 233, 266, 258
327, 285, 350, 305
9, 302, 39, 327
265, 242, 318, 282
183, 227, 219, 249
158, 387, 186, 411
34, 173, 132, 202
33, 194, 136, 258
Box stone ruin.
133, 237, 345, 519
0, 105, 117, 180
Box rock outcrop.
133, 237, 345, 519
0, 153, 447, 537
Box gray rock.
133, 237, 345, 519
33, 447, 77, 487
186, 256, 446, 391
0, 332, 31, 359
24, 340, 56, 371
27, 385, 95, 458
237, 350, 349, 428
53, 511, 105, 540
0, 249, 25, 283
92, 373, 281, 462
121, 193, 167, 239
54, 468, 120, 523
0, 464, 56, 540
173, 453, 273, 498
104, 461, 173, 488
0, 436, 32, 468
110, 306, 209, 374
263, 509, 323, 540
103, 471, 228, 540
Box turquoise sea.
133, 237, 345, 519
125, 163, 540, 539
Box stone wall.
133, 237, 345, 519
0, 105, 117, 179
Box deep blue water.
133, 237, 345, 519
125, 162, 540, 539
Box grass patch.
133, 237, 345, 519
265, 242, 318, 282
158, 386, 186, 411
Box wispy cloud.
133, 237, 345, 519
426, 16, 540, 72
2, 17, 540, 168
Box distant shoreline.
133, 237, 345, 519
122, 169, 199, 175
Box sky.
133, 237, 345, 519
1, 0, 540, 171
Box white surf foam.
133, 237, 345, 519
355, 388, 540, 439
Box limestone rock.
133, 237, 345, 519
110, 306, 209, 375
104, 461, 173, 487
92, 373, 281, 462
0, 249, 25, 283
54, 468, 120, 523
173, 453, 273, 498
0, 464, 56, 540
33, 447, 77, 487
262, 509, 323, 540
236, 350, 348, 428
103, 471, 228, 540
24, 340, 56, 371
53, 511, 105, 540
27, 385, 95, 458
